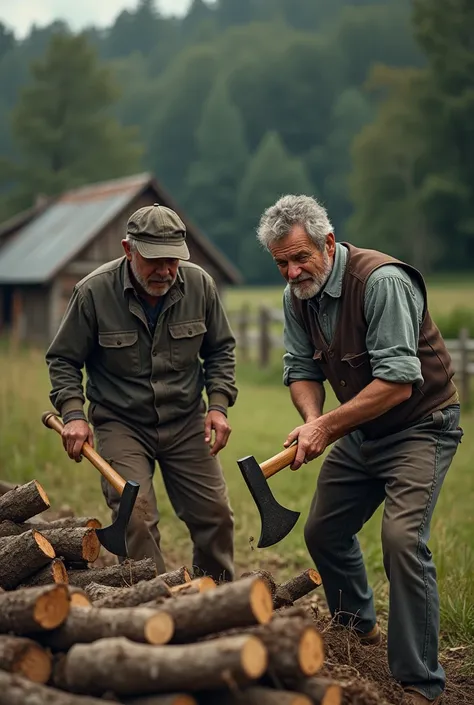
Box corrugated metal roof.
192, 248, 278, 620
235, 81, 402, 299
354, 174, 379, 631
0, 173, 152, 284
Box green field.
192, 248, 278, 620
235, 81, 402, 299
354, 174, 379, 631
0, 281, 473, 669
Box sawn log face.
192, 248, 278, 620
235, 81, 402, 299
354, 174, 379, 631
0, 481, 50, 523
0, 584, 70, 634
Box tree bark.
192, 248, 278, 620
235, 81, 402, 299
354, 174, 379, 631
278, 569, 322, 602
291, 677, 342, 705
83, 582, 117, 601
0, 671, 118, 705
19, 558, 68, 588
27, 517, 102, 530
201, 687, 312, 705
64, 634, 267, 696
39, 605, 174, 650
38, 528, 100, 563
0, 530, 55, 590
160, 575, 273, 642
158, 566, 191, 587
91, 576, 171, 608
123, 695, 197, 705
0, 481, 50, 523
67, 558, 156, 588
240, 570, 277, 597
0, 521, 23, 538
0, 635, 52, 683
0, 584, 70, 633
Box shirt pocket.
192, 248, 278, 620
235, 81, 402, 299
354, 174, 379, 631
98, 330, 141, 376
168, 319, 207, 371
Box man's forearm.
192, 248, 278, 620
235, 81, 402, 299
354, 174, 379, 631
322, 378, 412, 442
289, 380, 326, 422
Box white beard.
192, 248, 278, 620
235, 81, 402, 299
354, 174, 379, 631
290, 253, 332, 300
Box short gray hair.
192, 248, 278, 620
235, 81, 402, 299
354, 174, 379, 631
125, 234, 138, 252
256, 194, 334, 251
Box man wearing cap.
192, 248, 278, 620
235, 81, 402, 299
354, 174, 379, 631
45, 203, 237, 581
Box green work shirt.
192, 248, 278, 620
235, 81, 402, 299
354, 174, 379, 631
46, 257, 238, 428
282, 242, 425, 388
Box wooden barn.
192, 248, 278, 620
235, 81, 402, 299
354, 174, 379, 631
0, 172, 241, 346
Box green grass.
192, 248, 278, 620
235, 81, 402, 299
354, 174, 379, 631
0, 342, 472, 665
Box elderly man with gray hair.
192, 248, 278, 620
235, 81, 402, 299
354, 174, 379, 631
256, 194, 462, 705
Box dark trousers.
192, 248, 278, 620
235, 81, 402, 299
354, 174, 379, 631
304, 405, 462, 699
93, 405, 234, 582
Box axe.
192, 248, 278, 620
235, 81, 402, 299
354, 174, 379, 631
41, 411, 139, 559
237, 443, 299, 549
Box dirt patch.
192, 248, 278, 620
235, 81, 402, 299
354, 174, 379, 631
295, 596, 474, 705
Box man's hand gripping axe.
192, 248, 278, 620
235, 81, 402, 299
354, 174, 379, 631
237, 444, 299, 548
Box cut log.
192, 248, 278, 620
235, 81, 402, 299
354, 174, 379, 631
27, 517, 102, 530
0, 635, 52, 683
160, 575, 273, 642
38, 528, 100, 563
19, 558, 68, 588
91, 576, 171, 609
278, 569, 322, 602
39, 605, 174, 650
0, 584, 70, 634
65, 634, 268, 696
158, 566, 191, 587
66, 587, 91, 607
0, 671, 119, 704
123, 696, 197, 705
68, 557, 156, 588
0, 481, 18, 496
0, 481, 50, 523
273, 586, 294, 609
292, 677, 342, 705
240, 569, 277, 597
169, 577, 216, 595
0, 530, 55, 590
83, 582, 117, 601
237, 616, 324, 680
0, 520, 23, 538
201, 686, 312, 705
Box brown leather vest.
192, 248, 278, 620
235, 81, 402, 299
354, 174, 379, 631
290, 242, 457, 439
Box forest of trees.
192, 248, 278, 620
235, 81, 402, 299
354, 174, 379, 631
0, 0, 472, 283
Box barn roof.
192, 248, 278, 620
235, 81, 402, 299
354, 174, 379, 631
0, 172, 241, 285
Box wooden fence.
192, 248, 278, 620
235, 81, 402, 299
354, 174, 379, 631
227, 305, 474, 407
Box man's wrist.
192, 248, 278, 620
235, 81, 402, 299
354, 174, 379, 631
208, 404, 227, 417
62, 410, 87, 425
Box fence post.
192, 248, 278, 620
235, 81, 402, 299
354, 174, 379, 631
259, 306, 271, 368
459, 327, 470, 408
238, 303, 250, 362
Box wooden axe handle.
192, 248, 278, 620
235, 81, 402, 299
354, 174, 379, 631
260, 444, 298, 479
42, 412, 126, 495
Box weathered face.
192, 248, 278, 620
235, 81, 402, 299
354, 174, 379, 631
122, 240, 179, 297
268, 225, 335, 300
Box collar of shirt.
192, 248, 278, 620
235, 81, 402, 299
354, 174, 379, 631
310, 242, 347, 310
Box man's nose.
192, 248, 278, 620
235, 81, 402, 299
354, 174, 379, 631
288, 263, 302, 280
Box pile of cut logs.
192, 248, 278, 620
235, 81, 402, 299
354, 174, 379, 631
0, 478, 342, 705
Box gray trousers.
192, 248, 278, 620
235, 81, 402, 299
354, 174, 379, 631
92, 403, 234, 583
304, 404, 462, 699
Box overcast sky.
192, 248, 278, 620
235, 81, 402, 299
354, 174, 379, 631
0, 0, 193, 38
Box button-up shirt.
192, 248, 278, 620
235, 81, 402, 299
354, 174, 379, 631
282, 242, 425, 388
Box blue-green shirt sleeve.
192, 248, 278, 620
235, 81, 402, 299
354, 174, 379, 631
282, 286, 326, 386
364, 266, 425, 386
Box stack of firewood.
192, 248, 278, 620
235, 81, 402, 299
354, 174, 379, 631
0, 478, 343, 705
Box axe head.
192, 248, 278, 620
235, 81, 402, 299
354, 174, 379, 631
237, 455, 300, 548
95, 480, 139, 558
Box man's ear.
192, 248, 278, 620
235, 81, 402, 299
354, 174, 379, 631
122, 239, 132, 261
326, 232, 336, 258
